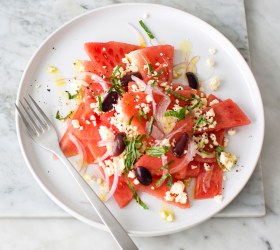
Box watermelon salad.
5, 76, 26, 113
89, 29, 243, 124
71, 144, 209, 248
55, 22, 251, 219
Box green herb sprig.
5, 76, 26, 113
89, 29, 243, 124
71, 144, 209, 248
66, 91, 79, 100
124, 135, 146, 173
127, 181, 149, 209
148, 116, 155, 137
55, 110, 73, 121
138, 109, 147, 119
146, 146, 170, 157
139, 20, 155, 39
155, 160, 174, 188
215, 146, 224, 166
97, 94, 102, 112
164, 108, 187, 120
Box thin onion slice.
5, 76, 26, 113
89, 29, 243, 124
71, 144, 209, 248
78, 72, 109, 91
196, 151, 215, 159
145, 121, 164, 140
97, 139, 114, 147
97, 150, 111, 162
99, 164, 109, 193
105, 164, 119, 201
85, 163, 105, 180
68, 133, 87, 173
166, 122, 189, 140
170, 140, 197, 174
131, 75, 147, 90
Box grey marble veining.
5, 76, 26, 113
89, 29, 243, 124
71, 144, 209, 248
1, 0, 279, 249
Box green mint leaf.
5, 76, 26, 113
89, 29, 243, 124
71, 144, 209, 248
139, 20, 155, 39
148, 116, 155, 137
128, 115, 134, 125
166, 87, 188, 101
97, 94, 102, 112
127, 181, 149, 209
146, 146, 170, 157
164, 108, 187, 120
55, 110, 73, 121
138, 109, 147, 119
66, 91, 79, 100
215, 146, 225, 166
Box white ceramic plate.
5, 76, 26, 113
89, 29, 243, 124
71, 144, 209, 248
16, 3, 264, 236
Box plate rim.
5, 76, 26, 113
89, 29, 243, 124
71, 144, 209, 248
15, 2, 265, 237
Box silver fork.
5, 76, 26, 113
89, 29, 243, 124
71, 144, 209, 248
15, 95, 138, 250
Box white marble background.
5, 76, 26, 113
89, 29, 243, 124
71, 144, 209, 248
0, 0, 279, 249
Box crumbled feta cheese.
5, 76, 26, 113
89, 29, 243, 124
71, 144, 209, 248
223, 175, 228, 181
220, 152, 237, 171
209, 99, 220, 106
160, 82, 168, 87
151, 186, 155, 190
205, 108, 215, 118
214, 195, 223, 203
71, 119, 80, 129
206, 59, 215, 67
140, 103, 151, 114
90, 101, 101, 115
146, 94, 153, 103
175, 86, 183, 91
98, 126, 115, 141
160, 52, 164, 56
85, 120, 91, 125
164, 181, 187, 204
127, 170, 136, 179
227, 129, 236, 136
210, 77, 221, 91
133, 179, 140, 185
160, 138, 171, 147
103, 155, 125, 176
123, 55, 139, 72
155, 62, 160, 66
204, 163, 211, 171
172, 103, 182, 112
209, 48, 217, 55
90, 115, 96, 121
78, 126, 83, 131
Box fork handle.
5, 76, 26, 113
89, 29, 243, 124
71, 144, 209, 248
54, 149, 138, 250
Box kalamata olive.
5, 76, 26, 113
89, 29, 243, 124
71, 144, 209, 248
186, 72, 199, 89
120, 72, 142, 89
102, 91, 118, 112
172, 132, 189, 158
135, 166, 153, 186
112, 132, 126, 157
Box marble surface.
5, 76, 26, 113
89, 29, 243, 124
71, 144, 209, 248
0, 0, 279, 249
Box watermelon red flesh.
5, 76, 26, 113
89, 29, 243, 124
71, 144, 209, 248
195, 99, 251, 134
121, 91, 153, 135
194, 162, 223, 199
126, 45, 174, 83
207, 94, 222, 106
111, 176, 134, 208
137, 178, 190, 208
84, 42, 141, 78
173, 160, 202, 179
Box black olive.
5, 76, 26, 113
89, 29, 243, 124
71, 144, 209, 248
186, 72, 199, 89
172, 132, 189, 158
135, 166, 153, 186
112, 132, 126, 157
120, 72, 142, 90
102, 91, 118, 112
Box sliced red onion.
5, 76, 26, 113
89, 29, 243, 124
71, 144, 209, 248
196, 151, 215, 159
170, 140, 197, 174
145, 121, 164, 140
166, 122, 189, 140
99, 164, 109, 193
97, 150, 111, 162
97, 139, 114, 147
145, 84, 156, 115
105, 163, 119, 201
85, 164, 105, 180
131, 75, 146, 90
68, 133, 87, 172
91, 73, 109, 92
155, 95, 171, 133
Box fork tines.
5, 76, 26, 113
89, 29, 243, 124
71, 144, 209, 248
15, 95, 52, 136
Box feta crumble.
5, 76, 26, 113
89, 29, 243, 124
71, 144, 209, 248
164, 181, 187, 204
209, 48, 217, 55
210, 77, 221, 91
206, 59, 215, 67
214, 195, 223, 203
127, 170, 136, 179
209, 99, 220, 106
220, 152, 237, 171
227, 129, 236, 136
71, 119, 80, 129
